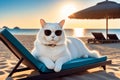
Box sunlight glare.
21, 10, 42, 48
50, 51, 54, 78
74, 28, 84, 37
61, 4, 77, 19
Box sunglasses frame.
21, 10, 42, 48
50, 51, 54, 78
44, 29, 62, 36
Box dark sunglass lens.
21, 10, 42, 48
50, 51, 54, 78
55, 30, 62, 36
44, 30, 51, 36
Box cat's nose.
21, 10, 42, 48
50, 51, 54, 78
52, 36, 55, 38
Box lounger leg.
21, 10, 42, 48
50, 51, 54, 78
102, 65, 106, 70
88, 40, 89, 43
7, 58, 23, 77
93, 40, 96, 43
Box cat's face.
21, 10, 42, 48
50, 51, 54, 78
42, 23, 63, 43
37, 19, 65, 45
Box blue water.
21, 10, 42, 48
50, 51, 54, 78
8, 29, 39, 35
7, 28, 120, 38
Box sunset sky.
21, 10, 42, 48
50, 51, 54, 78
0, 0, 120, 29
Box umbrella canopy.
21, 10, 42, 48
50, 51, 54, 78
69, 0, 120, 39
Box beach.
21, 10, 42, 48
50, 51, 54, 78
0, 35, 120, 80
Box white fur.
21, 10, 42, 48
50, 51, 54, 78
32, 19, 100, 72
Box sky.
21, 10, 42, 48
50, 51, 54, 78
0, 0, 120, 29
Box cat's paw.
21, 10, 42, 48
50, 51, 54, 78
54, 66, 61, 72
46, 62, 55, 69
54, 65, 62, 72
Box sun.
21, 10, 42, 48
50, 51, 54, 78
74, 28, 84, 37
61, 4, 77, 19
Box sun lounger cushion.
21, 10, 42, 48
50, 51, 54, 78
40, 56, 107, 72
0, 29, 107, 73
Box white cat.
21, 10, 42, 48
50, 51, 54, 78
31, 19, 100, 72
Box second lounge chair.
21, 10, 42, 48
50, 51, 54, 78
107, 34, 120, 42
88, 32, 114, 43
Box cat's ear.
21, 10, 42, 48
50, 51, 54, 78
40, 19, 46, 27
59, 20, 65, 28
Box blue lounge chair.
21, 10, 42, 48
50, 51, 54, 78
0, 29, 111, 80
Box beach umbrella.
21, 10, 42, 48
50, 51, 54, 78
68, 0, 120, 39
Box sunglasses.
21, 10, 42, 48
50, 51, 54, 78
44, 29, 62, 36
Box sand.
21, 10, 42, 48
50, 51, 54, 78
0, 35, 120, 80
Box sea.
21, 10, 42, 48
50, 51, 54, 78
6, 28, 120, 38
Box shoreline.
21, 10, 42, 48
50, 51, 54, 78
3, 28, 120, 38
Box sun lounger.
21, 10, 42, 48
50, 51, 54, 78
0, 29, 111, 80
88, 32, 114, 43
107, 34, 120, 42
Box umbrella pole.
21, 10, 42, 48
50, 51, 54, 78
106, 16, 108, 39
